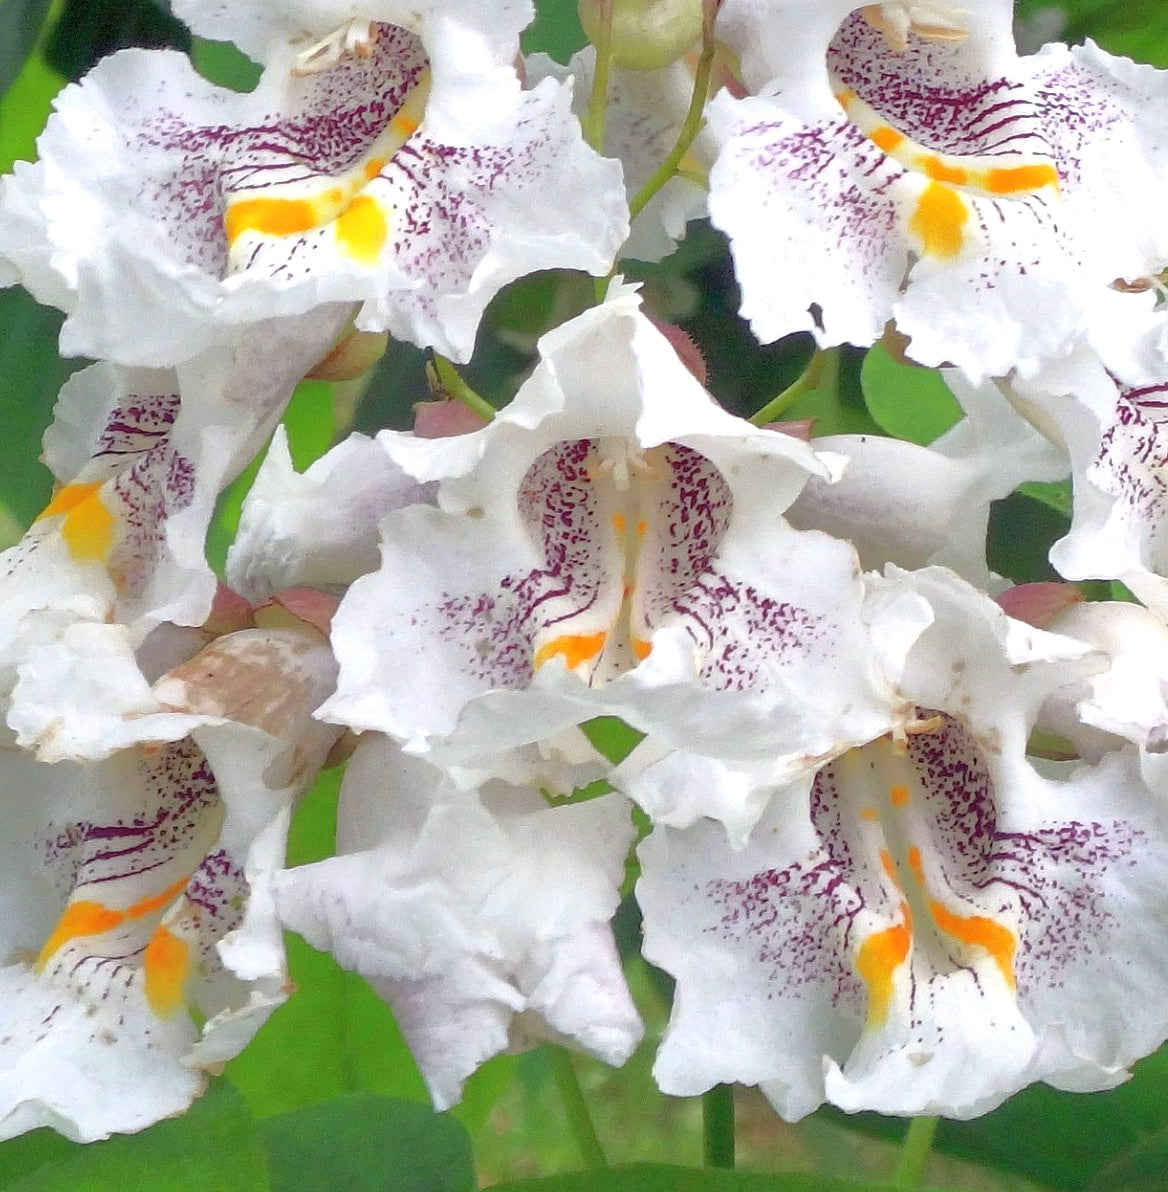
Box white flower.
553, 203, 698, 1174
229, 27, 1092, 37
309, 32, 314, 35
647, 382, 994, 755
639, 567, 1168, 1119
321, 287, 907, 791
0, 621, 339, 1141
274, 733, 641, 1109
0, 5, 626, 365
0, 315, 343, 756
705, 2, 1168, 380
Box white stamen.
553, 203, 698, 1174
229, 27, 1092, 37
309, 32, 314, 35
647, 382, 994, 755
293, 20, 379, 77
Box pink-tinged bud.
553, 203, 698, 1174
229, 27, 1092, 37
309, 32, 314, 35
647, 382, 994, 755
996, 582, 1083, 629
649, 318, 707, 385
204, 584, 256, 637
762, 419, 815, 441
253, 588, 340, 639
306, 328, 389, 381
413, 400, 490, 439
579, 0, 703, 70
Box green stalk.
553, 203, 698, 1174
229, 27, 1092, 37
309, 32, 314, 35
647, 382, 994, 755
548, 1047, 607, 1169
748, 347, 838, 426
627, 25, 716, 223
583, 0, 614, 153
703, 1084, 735, 1170
893, 1115, 939, 1190
428, 353, 496, 422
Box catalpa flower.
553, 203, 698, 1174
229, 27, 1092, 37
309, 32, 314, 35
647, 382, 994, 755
706, 0, 1168, 380
275, 733, 641, 1109
638, 567, 1168, 1119
1011, 351, 1168, 619
0, 3, 626, 365
0, 619, 340, 1141
0, 316, 341, 756
786, 366, 1067, 586
321, 287, 912, 783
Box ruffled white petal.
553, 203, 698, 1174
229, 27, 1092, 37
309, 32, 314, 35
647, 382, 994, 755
275, 734, 640, 1108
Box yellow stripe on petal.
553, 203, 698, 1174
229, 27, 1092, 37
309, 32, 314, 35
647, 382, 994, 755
334, 194, 389, 264
534, 632, 607, 672
909, 182, 968, 258
36, 900, 122, 971
929, 900, 1017, 990
984, 162, 1059, 195
37, 481, 117, 563
143, 925, 192, 1017
856, 917, 912, 1027
225, 196, 320, 246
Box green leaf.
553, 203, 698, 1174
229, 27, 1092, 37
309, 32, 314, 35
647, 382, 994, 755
3, 1081, 268, 1192
44, 0, 191, 80
820, 1042, 1168, 1192
0, 288, 86, 530
0, 45, 63, 172
0, 0, 53, 97
859, 343, 962, 446
260, 1095, 473, 1192
986, 490, 1068, 584
485, 1163, 903, 1191
522, 0, 587, 62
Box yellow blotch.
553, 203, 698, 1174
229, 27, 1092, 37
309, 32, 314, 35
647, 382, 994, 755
612, 513, 626, 534
534, 631, 607, 672
36, 901, 122, 971
835, 88, 858, 110
856, 918, 912, 1027
35, 875, 190, 971
632, 638, 653, 661
38, 481, 116, 564
390, 114, 420, 139
906, 844, 925, 885
335, 194, 389, 265
143, 926, 191, 1018
984, 162, 1059, 195
929, 900, 1017, 990
364, 157, 387, 181
636, 519, 648, 537
909, 182, 968, 259
879, 848, 902, 888
859, 806, 879, 821
224, 196, 319, 246
920, 154, 969, 186
869, 126, 905, 153
890, 783, 910, 808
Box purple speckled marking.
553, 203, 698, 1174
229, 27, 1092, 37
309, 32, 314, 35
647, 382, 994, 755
704, 713, 1140, 1016
37, 739, 233, 1009
1089, 379, 1168, 572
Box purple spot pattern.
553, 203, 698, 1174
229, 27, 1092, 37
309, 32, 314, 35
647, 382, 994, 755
830, 14, 1051, 159
432, 440, 821, 692
78, 393, 196, 600
107, 21, 571, 304
38, 739, 232, 1004
703, 714, 1140, 1015
1089, 380, 1168, 573
434, 439, 611, 687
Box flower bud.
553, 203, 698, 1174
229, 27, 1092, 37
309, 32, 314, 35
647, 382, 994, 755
579, 0, 703, 70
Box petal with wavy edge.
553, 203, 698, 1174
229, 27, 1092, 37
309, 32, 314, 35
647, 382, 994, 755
639, 566, 1168, 1118
275, 733, 641, 1109
0, 625, 339, 1140
323, 289, 908, 780
0, 23, 625, 366
706, 6, 1168, 381
227, 426, 433, 603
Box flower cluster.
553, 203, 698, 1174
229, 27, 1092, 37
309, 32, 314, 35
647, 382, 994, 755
5, 0, 1168, 1145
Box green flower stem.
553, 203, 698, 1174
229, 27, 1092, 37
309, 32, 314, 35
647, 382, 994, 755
428, 353, 496, 422
702, 1084, 736, 1170
548, 1047, 607, 1169
627, 26, 716, 223
894, 1115, 939, 1190
583, 0, 614, 153
748, 347, 839, 426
